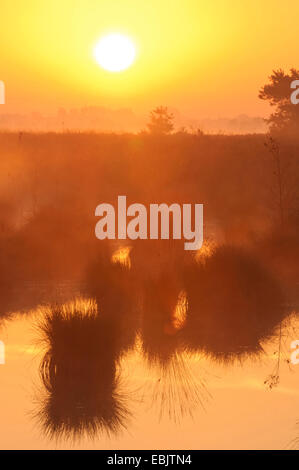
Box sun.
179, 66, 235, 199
93, 33, 136, 72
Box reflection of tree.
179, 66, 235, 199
140, 272, 182, 365
37, 299, 130, 441
264, 136, 285, 228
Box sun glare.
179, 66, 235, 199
93, 33, 136, 72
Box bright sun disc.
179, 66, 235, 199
93, 34, 136, 72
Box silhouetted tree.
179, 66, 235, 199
259, 69, 299, 134
147, 106, 174, 135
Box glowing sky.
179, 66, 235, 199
0, 0, 298, 117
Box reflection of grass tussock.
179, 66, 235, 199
182, 245, 288, 362
85, 255, 139, 358
36, 299, 130, 441
255, 228, 299, 304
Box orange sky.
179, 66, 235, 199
0, 0, 298, 118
